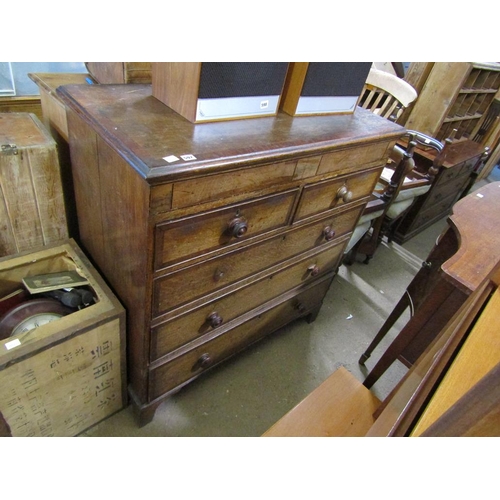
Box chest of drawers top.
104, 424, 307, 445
57, 84, 404, 184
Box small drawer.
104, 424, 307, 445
149, 276, 333, 400
412, 192, 457, 229
150, 239, 347, 360
152, 204, 363, 315
172, 160, 297, 209
294, 169, 380, 221
316, 141, 390, 176
423, 176, 468, 207
457, 157, 478, 176
154, 189, 297, 269
435, 165, 463, 186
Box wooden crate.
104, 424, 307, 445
28, 73, 93, 239
0, 239, 126, 437
0, 113, 69, 257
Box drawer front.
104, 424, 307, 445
422, 175, 468, 208
435, 165, 464, 186
150, 239, 347, 360
152, 204, 363, 315
154, 189, 298, 269
316, 141, 390, 176
294, 169, 381, 221
411, 191, 458, 230
172, 160, 297, 209
458, 157, 477, 176
149, 277, 333, 400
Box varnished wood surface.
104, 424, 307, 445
62, 84, 406, 422
263, 366, 380, 437
57, 84, 404, 183
0, 96, 42, 121
412, 285, 500, 436
443, 182, 500, 294
85, 62, 152, 84
28, 73, 91, 94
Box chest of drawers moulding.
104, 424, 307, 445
57, 83, 405, 426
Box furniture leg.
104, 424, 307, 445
363, 279, 457, 388
359, 291, 411, 364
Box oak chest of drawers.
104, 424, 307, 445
58, 84, 404, 425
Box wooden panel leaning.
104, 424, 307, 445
0, 239, 126, 437
0, 113, 68, 257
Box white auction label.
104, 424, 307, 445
5, 338, 21, 350
163, 155, 180, 163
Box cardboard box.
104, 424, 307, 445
0, 239, 126, 437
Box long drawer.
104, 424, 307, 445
148, 276, 333, 401
411, 191, 459, 230
152, 203, 363, 315
154, 188, 298, 269
421, 173, 469, 210
294, 168, 381, 221
150, 236, 348, 361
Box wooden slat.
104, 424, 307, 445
262, 367, 380, 437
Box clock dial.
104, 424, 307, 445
11, 312, 65, 336
0, 298, 74, 339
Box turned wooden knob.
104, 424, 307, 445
336, 185, 353, 203
308, 264, 320, 276
228, 217, 248, 238
198, 353, 212, 369
207, 312, 223, 328
323, 226, 336, 241
296, 302, 307, 314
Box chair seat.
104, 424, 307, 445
344, 210, 384, 254
386, 185, 430, 219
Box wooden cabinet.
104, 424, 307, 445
392, 139, 485, 244
85, 62, 152, 84
405, 62, 500, 143
57, 83, 404, 425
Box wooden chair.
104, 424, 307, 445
344, 130, 444, 265
344, 70, 437, 264
358, 68, 418, 123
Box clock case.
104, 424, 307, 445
0, 239, 126, 437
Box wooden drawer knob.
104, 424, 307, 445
308, 264, 320, 276
323, 226, 336, 241
296, 302, 308, 314
228, 217, 248, 238
336, 185, 353, 203
207, 312, 223, 328
197, 353, 212, 369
